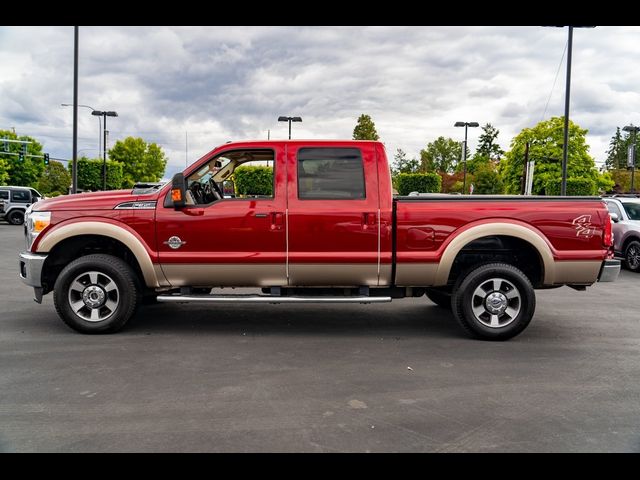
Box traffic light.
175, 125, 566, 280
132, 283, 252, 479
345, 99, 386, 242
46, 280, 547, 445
44, 153, 50, 165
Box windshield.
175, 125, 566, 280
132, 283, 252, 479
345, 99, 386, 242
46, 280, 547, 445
622, 202, 640, 220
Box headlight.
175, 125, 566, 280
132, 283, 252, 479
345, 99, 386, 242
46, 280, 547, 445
26, 211, 51, 251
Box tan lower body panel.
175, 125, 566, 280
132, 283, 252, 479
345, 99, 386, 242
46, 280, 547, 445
551, 260, 601, 285
160, 263, 386, 287
161, 264, 286, 287
394, 263, 439, 286
289, 264, 380, 286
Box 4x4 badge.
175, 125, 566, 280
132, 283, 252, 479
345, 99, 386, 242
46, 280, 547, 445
164, 236, 186, 249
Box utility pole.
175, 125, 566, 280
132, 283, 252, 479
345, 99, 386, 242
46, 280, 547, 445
72, 26, 79, 194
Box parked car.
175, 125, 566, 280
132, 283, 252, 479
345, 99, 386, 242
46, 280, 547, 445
0, 186, 43, 225
603, 195, 640, 272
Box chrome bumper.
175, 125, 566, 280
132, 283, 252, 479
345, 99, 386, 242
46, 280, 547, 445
19, 252, 47, 303
598, 259, 621, 282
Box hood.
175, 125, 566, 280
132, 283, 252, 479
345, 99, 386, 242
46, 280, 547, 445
33, 189, 149, 211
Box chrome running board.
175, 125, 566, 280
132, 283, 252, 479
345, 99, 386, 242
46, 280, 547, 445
156, 294, 392, 304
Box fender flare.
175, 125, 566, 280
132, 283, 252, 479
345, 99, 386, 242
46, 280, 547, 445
433, 221, 556, 286
36, 220, 164, 288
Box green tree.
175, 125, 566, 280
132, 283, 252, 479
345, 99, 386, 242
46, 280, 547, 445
0, 129, 45, 187
475, 123, 504, 160
391, 148, 420, 175
472, 164, 503, 194
72, 157, 124, 191
604, 127, 632, 171
420, 137, 465, 174
499, 117, 609, 195
108, 137, 168, 188
0, 157, 9, 184
352, 114, 380, 141
38, 161, 71, 195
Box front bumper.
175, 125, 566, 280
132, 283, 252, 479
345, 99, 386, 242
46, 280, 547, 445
19, 252, 47, 303
598, 259, 621, 282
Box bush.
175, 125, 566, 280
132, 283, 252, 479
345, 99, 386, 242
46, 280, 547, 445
395, 173, 442, 195
473, 167, 503, 194
70, 158, 124, 191
545, 177, 596, 196
233, 166, 273, 196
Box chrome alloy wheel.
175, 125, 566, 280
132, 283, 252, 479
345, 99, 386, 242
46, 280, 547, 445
68, 271, 120, 322
627, 244, 640, 270
471, 278, 521, 329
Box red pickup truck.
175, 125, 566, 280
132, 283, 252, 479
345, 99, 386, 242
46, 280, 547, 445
19, 140, 620, 340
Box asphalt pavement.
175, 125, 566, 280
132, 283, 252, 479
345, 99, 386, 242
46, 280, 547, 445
1, 222, 639, 452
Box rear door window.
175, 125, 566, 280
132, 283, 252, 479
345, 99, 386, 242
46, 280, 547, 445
297, 148, 365, 200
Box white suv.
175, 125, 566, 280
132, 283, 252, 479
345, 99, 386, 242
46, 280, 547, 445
0, 186, 43, 225
603, 196, 640, 272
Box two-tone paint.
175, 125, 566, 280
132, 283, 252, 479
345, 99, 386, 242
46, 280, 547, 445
28, 140, 614, 292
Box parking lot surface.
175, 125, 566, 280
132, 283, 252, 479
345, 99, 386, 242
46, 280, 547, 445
1, 222, 639, 452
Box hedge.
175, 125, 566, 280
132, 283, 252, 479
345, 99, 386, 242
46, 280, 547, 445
69, 159, 124, 191
395, 173, 442, 195
545, 177, 596, 196
233, 166, 273, 197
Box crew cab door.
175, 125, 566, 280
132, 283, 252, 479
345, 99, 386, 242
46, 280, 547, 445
286, 144, 381, 286
155, 146, 287, 287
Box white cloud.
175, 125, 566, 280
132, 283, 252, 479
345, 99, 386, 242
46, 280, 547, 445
2, 25, 639, 178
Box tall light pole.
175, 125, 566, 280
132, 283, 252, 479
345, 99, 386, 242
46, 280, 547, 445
72, 26, 79, 194
623, 125, 639, 193
92, 110, 118, 190
62, 104, 101, 159
278, 116, 302, 139
545, 25, 595, 195
454, 121, 479, 194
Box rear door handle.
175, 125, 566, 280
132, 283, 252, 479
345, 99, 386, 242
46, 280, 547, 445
271, 212, 284, 230
362, 212, 377, 229
254, 213, 268, 218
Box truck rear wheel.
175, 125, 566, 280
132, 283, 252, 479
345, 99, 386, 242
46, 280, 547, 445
451, 263, 535, 341
53, 254, 140, 334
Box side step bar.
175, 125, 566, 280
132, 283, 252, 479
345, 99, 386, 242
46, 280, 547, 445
157, 295, 392, 304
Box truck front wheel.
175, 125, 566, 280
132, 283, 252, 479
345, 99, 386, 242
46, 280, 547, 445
53, 254, 141, 334
451, 263, 535, 341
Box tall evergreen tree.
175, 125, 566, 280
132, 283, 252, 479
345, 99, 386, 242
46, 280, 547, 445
475, 123, 504, 160
391, 148, 420, 175
605, 127, 631, 170
352, 114, 380, 141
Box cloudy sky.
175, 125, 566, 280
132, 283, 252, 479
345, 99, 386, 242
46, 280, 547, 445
1, 26, 639, 179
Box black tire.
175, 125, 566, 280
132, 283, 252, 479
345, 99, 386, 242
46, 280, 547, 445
53, 254, 141, 334
425, 287, 452, 310
8, 210, 24, 225
623, 240, 640, 272
451, 263, 535, 341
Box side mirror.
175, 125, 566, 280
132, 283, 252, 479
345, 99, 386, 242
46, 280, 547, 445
171, 172, 187, 209
223, 179, 236, 198
609, 212, 619, 223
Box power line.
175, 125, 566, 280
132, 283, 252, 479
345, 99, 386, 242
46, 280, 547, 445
541, 40, 568, 122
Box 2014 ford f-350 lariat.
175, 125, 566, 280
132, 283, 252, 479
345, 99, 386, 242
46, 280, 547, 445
19, 140, 620, 340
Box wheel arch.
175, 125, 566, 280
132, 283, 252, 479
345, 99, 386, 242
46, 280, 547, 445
433, 221, 555, 287
37, 220, 165, 289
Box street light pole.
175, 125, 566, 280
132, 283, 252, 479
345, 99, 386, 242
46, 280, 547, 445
278, 116, 302, 139
454, 121, 479, 194
92, 110, 118, 190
